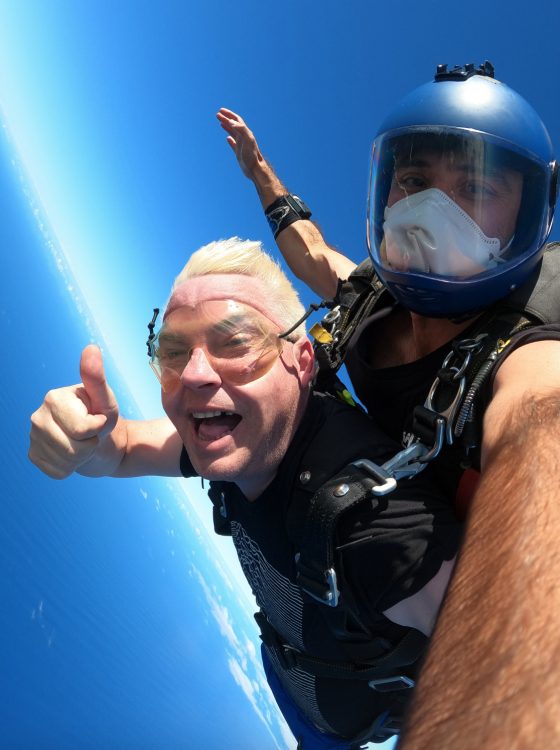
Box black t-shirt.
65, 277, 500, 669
181, 392, 460, 738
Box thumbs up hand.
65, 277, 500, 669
78, 345, 119, 437
29, 345, 121, 478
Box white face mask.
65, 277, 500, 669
382, 188, 503, 277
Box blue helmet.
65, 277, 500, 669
367, 62, 558, 317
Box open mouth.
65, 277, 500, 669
192, 410, 242, 441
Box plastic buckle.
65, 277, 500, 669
368, 675, 415, 692
367, 709, 403, 741
351, 459, 397, 496
254, 611, 300, 670
376, 716, 402, 737
279, 645, 299, 670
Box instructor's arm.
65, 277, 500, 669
398, 340, 560, 748
217, 108, 356, 299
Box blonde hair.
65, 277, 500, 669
171, 237, 306, 338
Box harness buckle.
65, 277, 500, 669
380, 441, 430, 480
254, 611, 300, 670
351, 459, 397, 496
368, 674, 415, 692
366, 708, 404, 742
295, 554, 340, 607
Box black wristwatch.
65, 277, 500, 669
264, 194, 312, 239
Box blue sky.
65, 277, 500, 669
2, 2, 560, 748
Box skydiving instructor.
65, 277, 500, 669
216, 62, 560, 747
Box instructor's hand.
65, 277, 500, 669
29, 345, 119, 479
216, 107, 267, 180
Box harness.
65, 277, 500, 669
208, 398, 430, 743
311, 243, 560, 481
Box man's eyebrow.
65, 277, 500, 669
213, 313, 254, 334
394, 156, 515, 187
446, 161, 515, 187
157, 331, 185, 344
159, 313, 264, 340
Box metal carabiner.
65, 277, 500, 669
322, 306, 341, 326
381, 442, 431, 480
352, 459, 398, 496
423, 333, 487, 444
425, 370, 466, 445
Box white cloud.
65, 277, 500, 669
192, 566, 241, 652
228, 656, 255, 699
191, 564, 296, 749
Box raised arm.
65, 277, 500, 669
29, 344, 183, 479
398, 339, 560, 748
216, 108, 356, 299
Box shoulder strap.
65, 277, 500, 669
312, 260, 392, 390
208, 482, 232, 536
283, 395, 397, 599
289, 461, 385, 607
315, 243, 560, 393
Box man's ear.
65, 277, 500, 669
292, 337, 315, 387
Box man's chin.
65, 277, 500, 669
188, 452, 243, 484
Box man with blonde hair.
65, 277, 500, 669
30, 237, 460, 748
172, 237, 306, 340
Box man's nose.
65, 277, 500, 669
431, 176, 457, 203
179, 347, 222, 387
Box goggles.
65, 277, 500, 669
146, 300, 285, 392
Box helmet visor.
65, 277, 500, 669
367, 128, 551, 283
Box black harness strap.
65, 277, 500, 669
313, 261, 390, 392
289, 462, 393, 607
279, 452, 427, 685
411, 306, 540, 468
255, 608, 425, 684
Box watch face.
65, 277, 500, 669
290, 194, 311, 217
